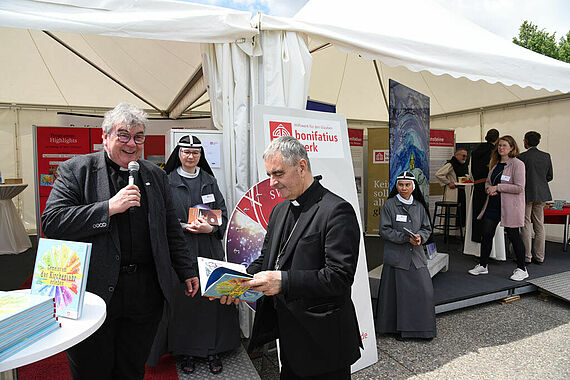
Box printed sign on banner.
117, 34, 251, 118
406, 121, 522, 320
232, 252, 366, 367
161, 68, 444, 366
254, 105, 378, 373
266, 115, 343, 158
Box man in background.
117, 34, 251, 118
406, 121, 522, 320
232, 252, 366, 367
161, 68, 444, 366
42, 103, 199, 380
469, 129, 499, 242
435, 148, 469, 226
518, 131, 553, 264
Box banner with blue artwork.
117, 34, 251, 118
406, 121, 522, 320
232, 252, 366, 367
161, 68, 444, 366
388, 79, 430, 200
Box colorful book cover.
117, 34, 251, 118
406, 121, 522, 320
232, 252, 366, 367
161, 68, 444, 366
0, 291, 54, 330
188, 204, 222, 226
30, 238, 92, 319
197, 257, 263, 303
203, 272, 263, 303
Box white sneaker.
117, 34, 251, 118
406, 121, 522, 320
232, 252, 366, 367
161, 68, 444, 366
510, 268, 529, 281
468, 264, 488, 275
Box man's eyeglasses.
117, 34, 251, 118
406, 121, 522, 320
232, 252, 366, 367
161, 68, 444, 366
180, 149, 201, 157
114, 133, 146, 145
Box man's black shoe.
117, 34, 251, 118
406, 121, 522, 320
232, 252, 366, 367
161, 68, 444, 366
531, 258, 544, 265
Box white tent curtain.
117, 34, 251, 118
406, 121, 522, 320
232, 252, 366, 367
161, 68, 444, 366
201, 42, 250, 209
201, 30, 312, 208
260, 31, 313, 109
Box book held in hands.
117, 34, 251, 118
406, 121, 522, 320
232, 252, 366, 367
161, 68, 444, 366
197, 257, 263, 303
30, 238, 92, 319
188, 204, 222, 226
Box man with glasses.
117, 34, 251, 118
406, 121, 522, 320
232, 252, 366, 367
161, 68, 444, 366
42, 103, 199, 380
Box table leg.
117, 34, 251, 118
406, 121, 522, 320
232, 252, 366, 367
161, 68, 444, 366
563, 215, 570, 252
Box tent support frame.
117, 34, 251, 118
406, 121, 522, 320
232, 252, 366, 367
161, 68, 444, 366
43, 31, 164, 115
373, 60, 389, 111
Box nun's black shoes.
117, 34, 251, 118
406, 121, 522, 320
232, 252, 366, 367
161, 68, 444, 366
182, 356, 196, 374
208, 354, 223, 374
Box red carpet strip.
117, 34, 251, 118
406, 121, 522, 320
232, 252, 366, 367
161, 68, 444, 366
18, 352, 178, 380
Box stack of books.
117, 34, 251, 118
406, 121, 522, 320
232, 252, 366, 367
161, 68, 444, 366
0, 290, 61, 362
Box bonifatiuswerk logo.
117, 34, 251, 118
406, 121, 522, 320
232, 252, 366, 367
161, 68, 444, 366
269, 121, 292, 140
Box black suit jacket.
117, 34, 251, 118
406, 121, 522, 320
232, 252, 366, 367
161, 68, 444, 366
247, 180, 362, 377
518, 147, 553, 202
470, 142, 494, 181
42, 151, 195, 305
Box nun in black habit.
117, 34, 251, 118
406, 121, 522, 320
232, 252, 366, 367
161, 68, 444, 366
375, 171, 436, 340
148, 135, 239, 374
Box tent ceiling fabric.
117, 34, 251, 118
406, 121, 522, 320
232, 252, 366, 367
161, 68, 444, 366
0, 0, 257, 43
262, 0, 570, 120
308, 46, 558, 120
0, 26, 204, 111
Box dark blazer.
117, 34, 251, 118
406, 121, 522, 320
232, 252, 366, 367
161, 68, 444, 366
247, 180, 362, 377
41, 151, 195, 305
470, 142, 494, 180
518, 147, 553, 202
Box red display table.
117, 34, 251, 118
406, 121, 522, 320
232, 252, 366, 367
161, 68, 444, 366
544, 205, 570, 252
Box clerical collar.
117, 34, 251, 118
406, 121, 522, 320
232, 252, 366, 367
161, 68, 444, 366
177, 166, 200, 179
291, 175, 322, 207
104, 152, 128, 172
396, 194, 414, 205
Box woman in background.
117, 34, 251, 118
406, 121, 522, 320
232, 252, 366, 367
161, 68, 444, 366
468, 135, 528, 281
161, 134, 239, 374
376, 171, 436, 340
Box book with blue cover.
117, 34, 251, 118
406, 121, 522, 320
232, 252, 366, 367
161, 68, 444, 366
0, 291, 54, 331
0, 319, 61, 362
0, 303, 55, 341
197, 257, 263, 303
30, 238, 92, 319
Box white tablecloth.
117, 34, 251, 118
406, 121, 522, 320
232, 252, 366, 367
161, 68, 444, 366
0, 184, 32, 255
462, 184, 506, 261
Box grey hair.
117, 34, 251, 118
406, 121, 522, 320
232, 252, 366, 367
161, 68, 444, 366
263, 136, 311, 172
101, 103, 148, 134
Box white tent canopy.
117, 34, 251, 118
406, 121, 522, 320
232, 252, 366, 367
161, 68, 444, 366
262, 0, 570, 120
0, 0, 258, 116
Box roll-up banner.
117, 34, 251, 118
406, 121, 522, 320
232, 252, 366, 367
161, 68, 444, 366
366, 128, 390, 235
253, 105, 378, 373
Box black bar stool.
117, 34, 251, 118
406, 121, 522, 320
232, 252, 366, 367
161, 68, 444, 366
432, 201, 463, 245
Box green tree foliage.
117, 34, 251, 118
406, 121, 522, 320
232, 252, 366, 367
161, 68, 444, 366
513, 20, 570, 63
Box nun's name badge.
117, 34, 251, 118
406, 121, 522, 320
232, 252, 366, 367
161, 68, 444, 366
396, 215, 407, 222
202, 194, 215, 203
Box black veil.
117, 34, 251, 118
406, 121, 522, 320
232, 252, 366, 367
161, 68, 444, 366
164, 134, 214, 176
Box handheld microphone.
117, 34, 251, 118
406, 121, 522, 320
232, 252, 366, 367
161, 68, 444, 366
128, 161, 140, 213
128, 161, 140, 186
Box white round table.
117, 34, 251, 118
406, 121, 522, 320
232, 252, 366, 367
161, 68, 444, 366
0, 291, 106, 374
0, 184, 32, 255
